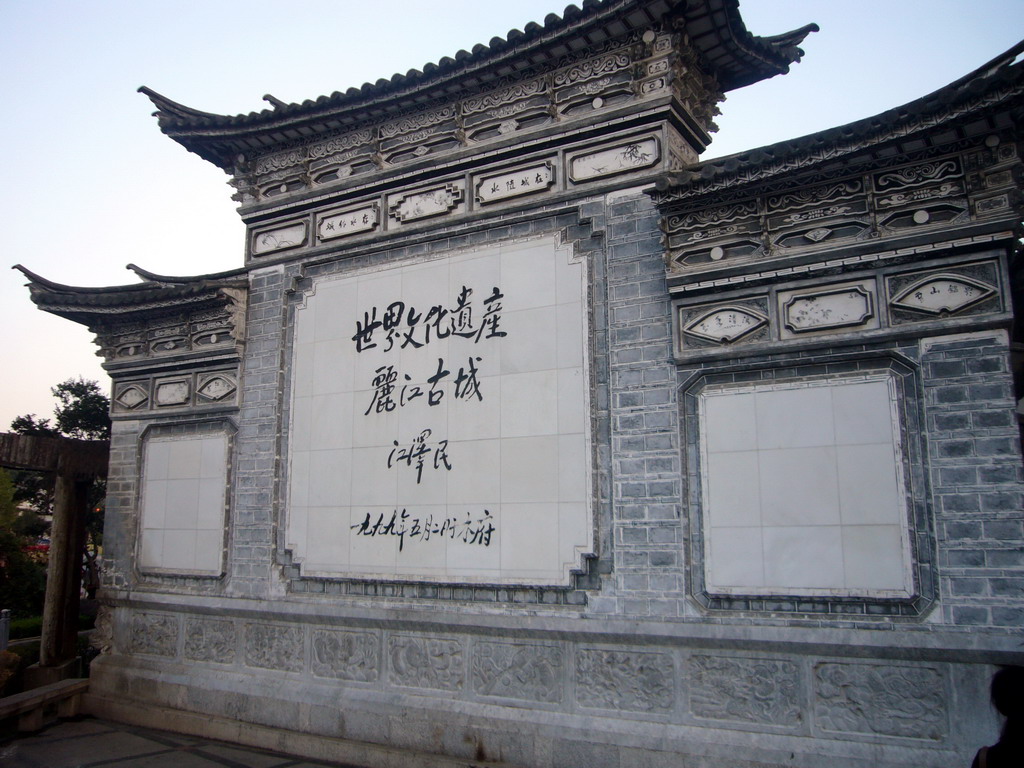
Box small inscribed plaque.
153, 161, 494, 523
287, 237, 593, 584
890, 273, 996, 315
569, 138, 659, 182
475, 163, 554, 204
783, 286, 874, 333
252, 223, 307, 255
318, 204, 379, 241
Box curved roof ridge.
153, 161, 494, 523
140, 0, 816, 169
654, 38, 1024, 196
13, 263, 246, 295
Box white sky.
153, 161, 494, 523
1, 0, 1022, 428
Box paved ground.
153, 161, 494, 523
0, 717, 366, 768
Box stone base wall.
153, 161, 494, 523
86, 595, 1012, 768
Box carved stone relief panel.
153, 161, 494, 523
317, 203, 380, 242
474, 162, 555, 205
154, 378, 190, 407
553, 49, 634, 117
462, 78, 551, 143
196, 372, 237, 404
568, 137, 660, 183
311, 629, 380, 683
872, 158, 963, 195
379, 107, 460, 166
678, 298, 770, 350
665, 200, 762, 269
387, 634, 465, 692
183, 618, 237, 664
814, 662, 948, 740
387, 182, 465, 224
251, 222, 308, 256
244, 623, 304, 673
778, 280, 878, 340
472, 640, 563, 703
113, 382, 149, 412
689, 655, 802, 727
129, 612, 179, 657
575, 648, 674, 713
886, 261, 1001, 325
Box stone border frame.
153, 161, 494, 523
131, 417, 237, 587
272, 207, 612, 605
679, 349, 936, 617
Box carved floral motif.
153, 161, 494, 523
575, 649, 674, 712
130, 612, 178, 657
553, 52, 631, 87
244, 623, 304, 672
472, 641, 562, 703
184, 618, 237, 664
311, 629, 380, 682
690, 655, 801, 726
814, 663, 947, 740
388, 634, 464, 691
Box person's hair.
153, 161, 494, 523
991, 665, 1024, 739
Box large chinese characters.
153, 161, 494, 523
286, 238, 593, 584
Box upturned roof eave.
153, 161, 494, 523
140, 0, 816, 169
651, 39, 1024, 203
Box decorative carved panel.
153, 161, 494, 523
244, 623, 304, 672
129, 612, 178, 657
814, 662, 947, 740
252, 222, 308, 255
689, 655, 801, 726
387, 634, 464, 691
575, 648, 674, 713
782, 285, 875, 334
184, 618, 237, 664
472, 641, 563, 703
311, 629, 380, 682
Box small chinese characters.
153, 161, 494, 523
350, 509, 495, 552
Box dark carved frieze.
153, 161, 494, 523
129, 612, 179, 657
184, 618, 237, 664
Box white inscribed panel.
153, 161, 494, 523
286, 237, 593, 584
701, 375, 912, 597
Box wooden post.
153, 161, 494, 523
38, 466, 86, 668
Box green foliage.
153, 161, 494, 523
0, 534, 47, 620
8, 377, 111, 548
51, 378, 111, 441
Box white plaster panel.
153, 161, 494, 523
705, 451, 761, 528
842, 525, 911, 593
758, 447, 840, 527
836, 443, 902, 525
286, 237, 592, 584
139, 432, 230, 576
703, 391, 756, 454
754, 385, 835, 449
707, 527, 764, 590
700, 375, 912, 596
762, 526, 845, 590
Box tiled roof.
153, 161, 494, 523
13, 264, 246, 324
653, 39, 1024, 201
140, 0, 816, 169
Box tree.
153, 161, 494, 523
0, 469, 47, 618
8, 377, 111, 547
